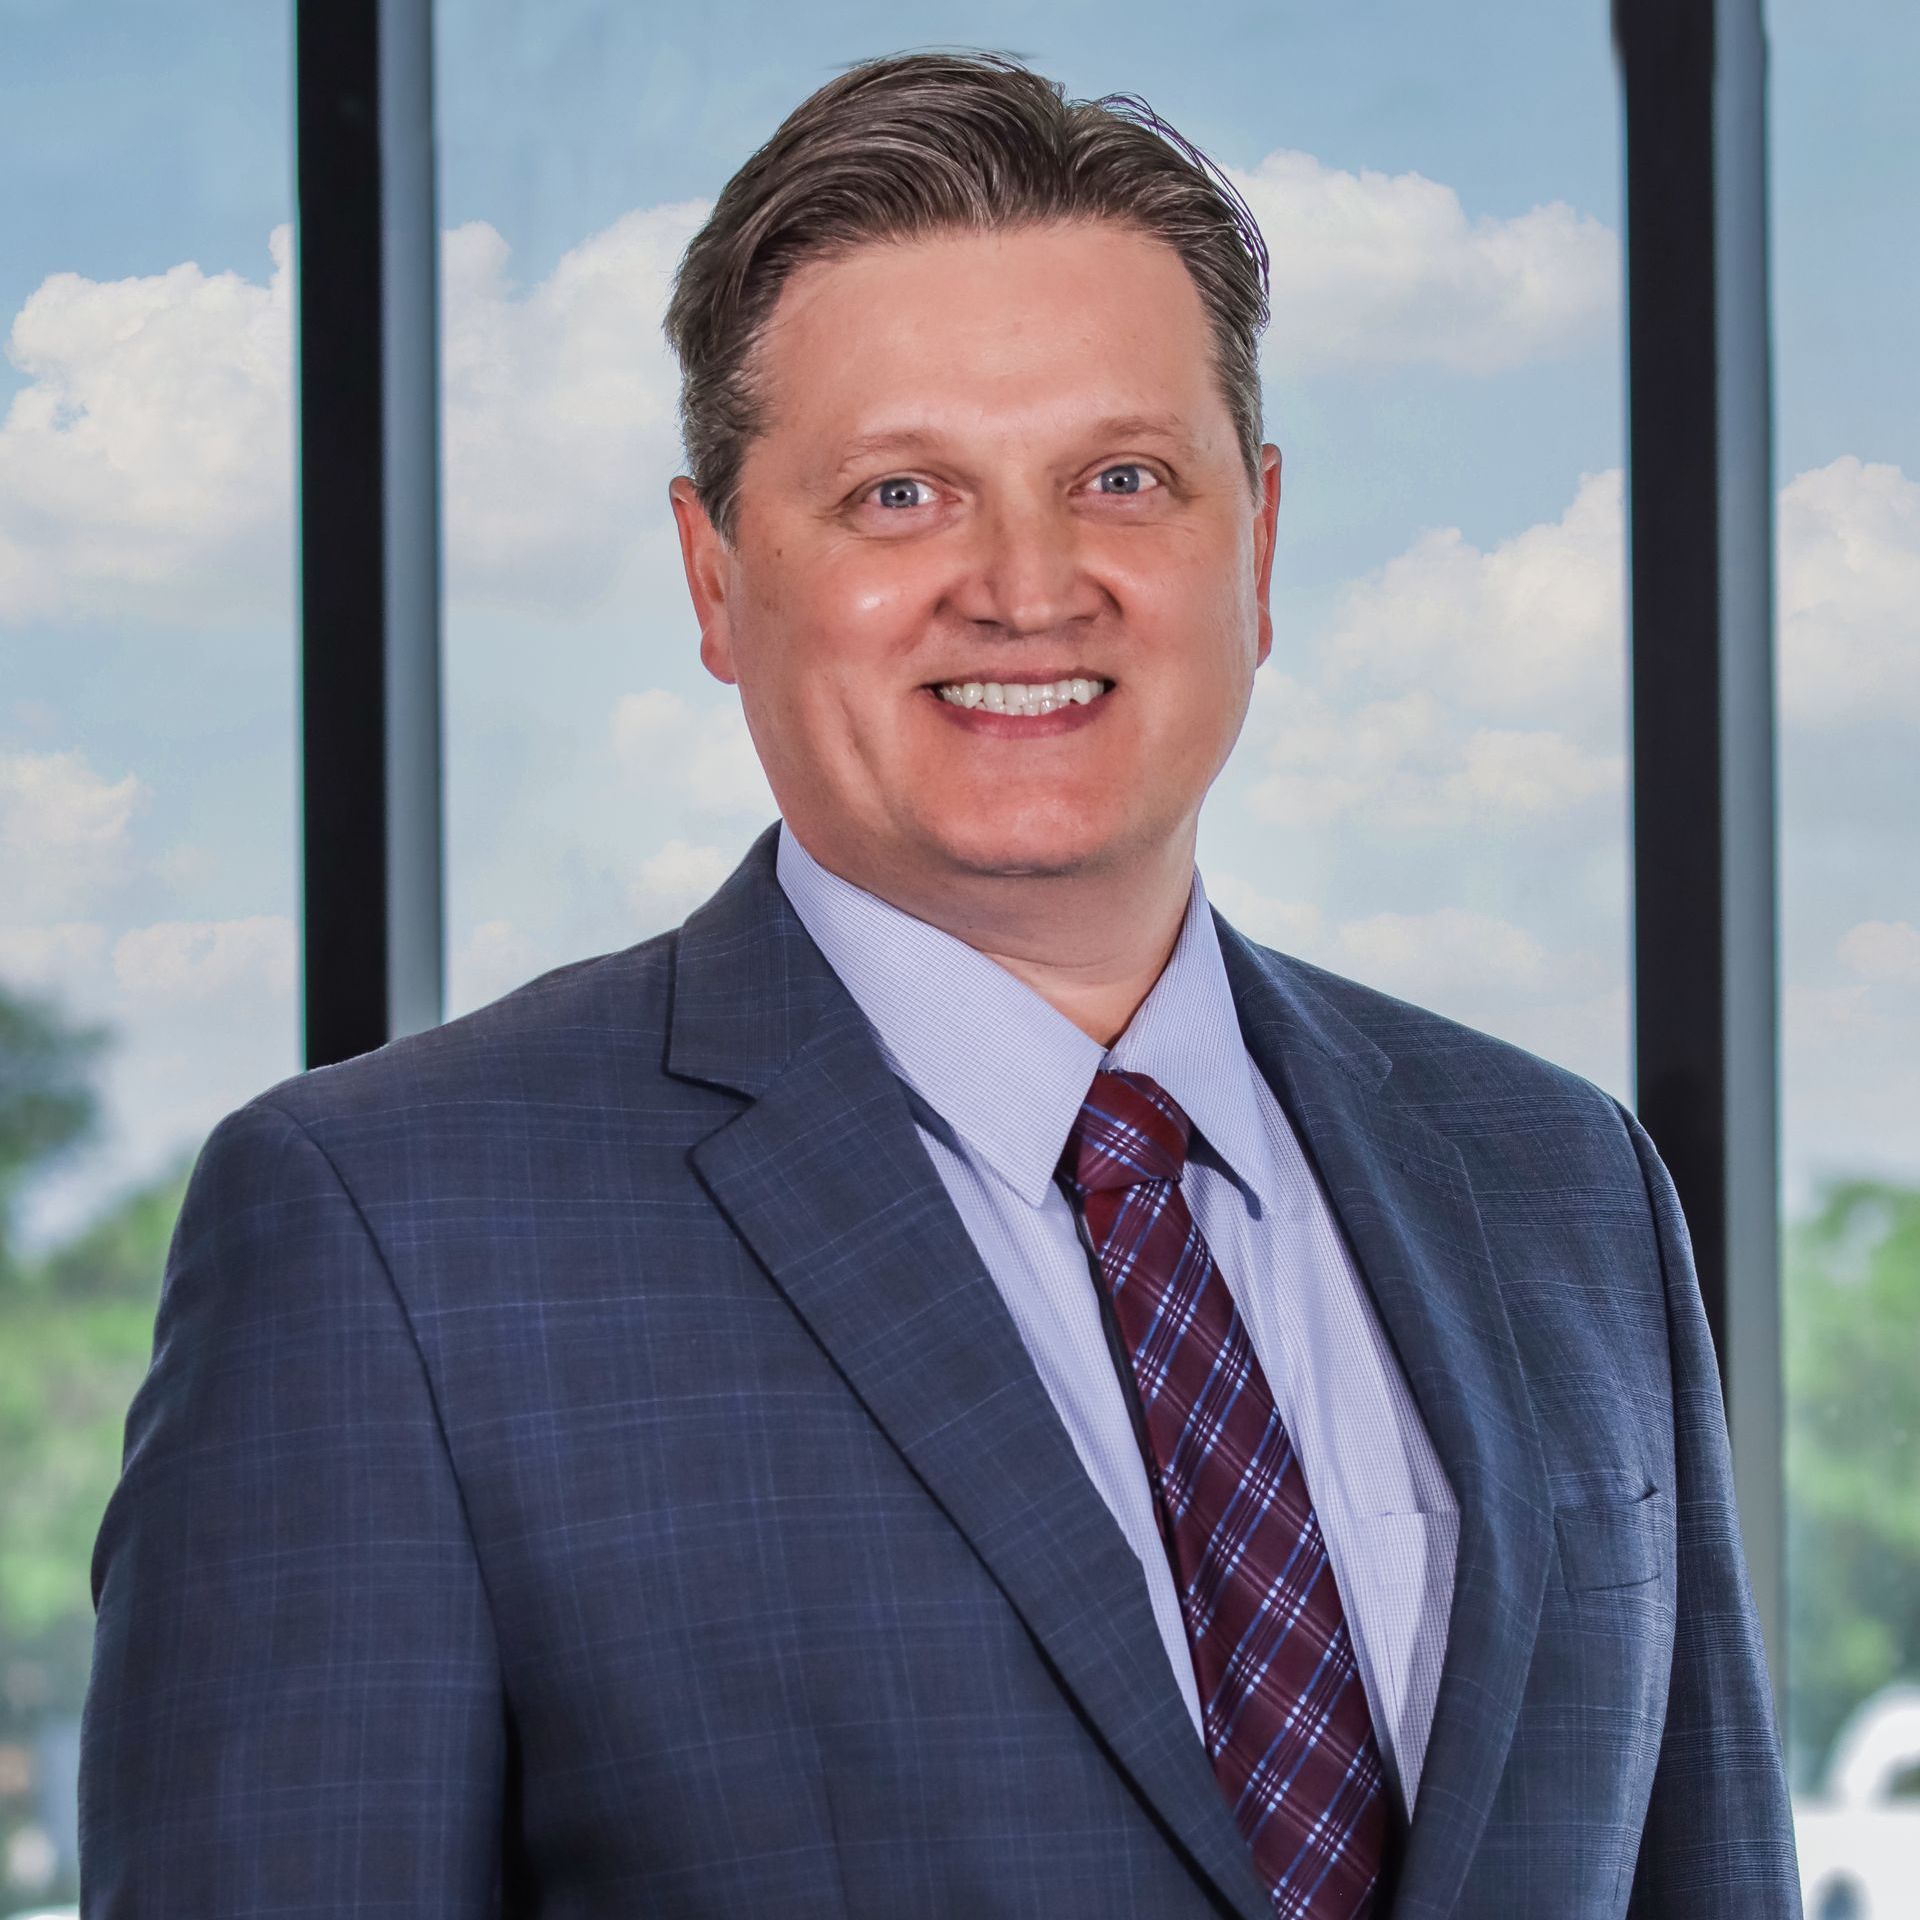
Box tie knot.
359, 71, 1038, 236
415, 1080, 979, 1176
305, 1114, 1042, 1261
1061, 1068, 1192, 1195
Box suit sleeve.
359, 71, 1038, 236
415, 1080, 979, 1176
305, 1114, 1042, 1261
1609, 1097, 1803, 1918
79, 1098, 507, 1916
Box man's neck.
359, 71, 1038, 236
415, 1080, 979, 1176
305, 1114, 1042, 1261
970, 916, 1187, 1049
796, 828, 1196, 1049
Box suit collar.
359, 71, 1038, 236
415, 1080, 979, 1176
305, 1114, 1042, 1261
666, 821, 826, 1101
769, 819, 1278, 1210
669, 822, 1391, 1107
770, 820, 1103, 1208
669, 825, 1552, 1919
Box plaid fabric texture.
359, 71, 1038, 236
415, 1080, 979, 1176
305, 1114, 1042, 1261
1061, 1067, 1390, 1920
79, 824, 1804, 1916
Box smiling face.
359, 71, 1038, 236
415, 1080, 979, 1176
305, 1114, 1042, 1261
669, 218, 1281, 909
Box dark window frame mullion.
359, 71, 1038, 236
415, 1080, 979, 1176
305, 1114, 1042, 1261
295, 0, 443, 1070
1614, 0, 1783, 1719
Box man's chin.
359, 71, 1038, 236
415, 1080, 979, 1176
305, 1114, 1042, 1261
924, 823, 1122, 884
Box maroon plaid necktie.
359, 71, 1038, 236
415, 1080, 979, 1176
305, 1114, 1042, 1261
1059, 1067, 1391, 1919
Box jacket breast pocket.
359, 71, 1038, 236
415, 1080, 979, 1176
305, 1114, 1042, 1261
1553, 1485, 1667, 1592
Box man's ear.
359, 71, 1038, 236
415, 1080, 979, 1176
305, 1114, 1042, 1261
668, 476, 739, 685
1253, 444, 1282, 669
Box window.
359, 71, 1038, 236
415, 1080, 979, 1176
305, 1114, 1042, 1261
1771, 1, 1920, 1909
20, 3, 1896, 1906
0, 6, 297, 1903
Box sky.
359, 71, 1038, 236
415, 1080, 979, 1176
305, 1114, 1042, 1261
1, 0, 1915, 1251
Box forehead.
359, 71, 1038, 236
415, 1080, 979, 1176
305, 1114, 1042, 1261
747, 220, 1230, 466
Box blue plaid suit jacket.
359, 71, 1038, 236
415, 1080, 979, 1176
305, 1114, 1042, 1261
80, 821, 1801, 1917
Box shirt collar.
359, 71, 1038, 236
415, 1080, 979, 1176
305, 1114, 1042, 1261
774, 820, 1271, 1211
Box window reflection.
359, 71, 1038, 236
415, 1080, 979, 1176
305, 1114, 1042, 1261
1772, 0, 1920, 1911
0, 5, 296, 1905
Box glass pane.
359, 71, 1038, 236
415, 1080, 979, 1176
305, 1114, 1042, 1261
0, 6, 296, 1905
1771, 2, 1920, 1912
436, 3, 1630, 1114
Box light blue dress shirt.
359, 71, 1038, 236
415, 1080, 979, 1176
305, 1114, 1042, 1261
774, 820, 1458, 1818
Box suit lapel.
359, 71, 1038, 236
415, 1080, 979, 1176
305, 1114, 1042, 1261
670, 828, 1274, 1920
1214, 913, 1554, 1920
666, 828, 1552, 1919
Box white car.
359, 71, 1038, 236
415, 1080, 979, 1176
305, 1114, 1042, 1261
1794, 1684, 1920, 1918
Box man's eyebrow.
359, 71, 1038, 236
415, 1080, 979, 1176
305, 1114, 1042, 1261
824, 412, 1201, 477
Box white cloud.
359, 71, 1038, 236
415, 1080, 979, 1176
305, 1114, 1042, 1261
1238, 451, 1920, 838
0, 746, 143, 855
152, 840, 221, 893
0, 920, 109, 991
0, 204, 703, 628
1322, 465, 1624, 720
1786, 979, 1875, 1033
611, 686, 775, 819
0, 226, 294, 625
1328, 906, 1553, 996
1212, 891, 1628, 1096
1243, 676, 1444, 827
0, 747, 147, 916
441, 203, 707, 607
1838, 919, 1920, 984
1441, 727, 1624, 815
1240, 673, 1621, 833
1778, 455, 1920, 727
1203, 871, 1324, 950
111, 914, 296, 1001
631, 837, 733, 916
1231, 150, 1618, 376
449, 916, 555, 1011
611, 687, 690, 743
0, 159, 1618, 627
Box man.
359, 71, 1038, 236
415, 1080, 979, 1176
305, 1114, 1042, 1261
80, 48, 1801, 1919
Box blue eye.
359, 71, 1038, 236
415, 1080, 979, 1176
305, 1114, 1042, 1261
863, 465, 1160, 510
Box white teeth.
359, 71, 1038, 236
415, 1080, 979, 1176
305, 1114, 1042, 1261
934, 676, 1110, 712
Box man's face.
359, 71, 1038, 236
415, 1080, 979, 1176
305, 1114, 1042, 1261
669, 218, 1281, 896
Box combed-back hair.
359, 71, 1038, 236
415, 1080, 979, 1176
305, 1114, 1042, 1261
661, 48, 1271, 546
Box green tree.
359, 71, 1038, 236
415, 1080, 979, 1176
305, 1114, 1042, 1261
1784, 1176, 1920, 1791
0, 983, 172, 1903
0, 984, 149, 1684
0, 985, 109, 1288
0, 1158, 189, 1714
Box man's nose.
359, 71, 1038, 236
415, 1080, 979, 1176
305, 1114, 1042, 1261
953, 487, 1107, 637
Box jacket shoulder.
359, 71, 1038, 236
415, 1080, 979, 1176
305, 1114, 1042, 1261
1236, 934, 1641, 1191
238, 929, 684, 1136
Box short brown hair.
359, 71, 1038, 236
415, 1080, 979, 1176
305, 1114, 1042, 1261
662, 49, 1271, 547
